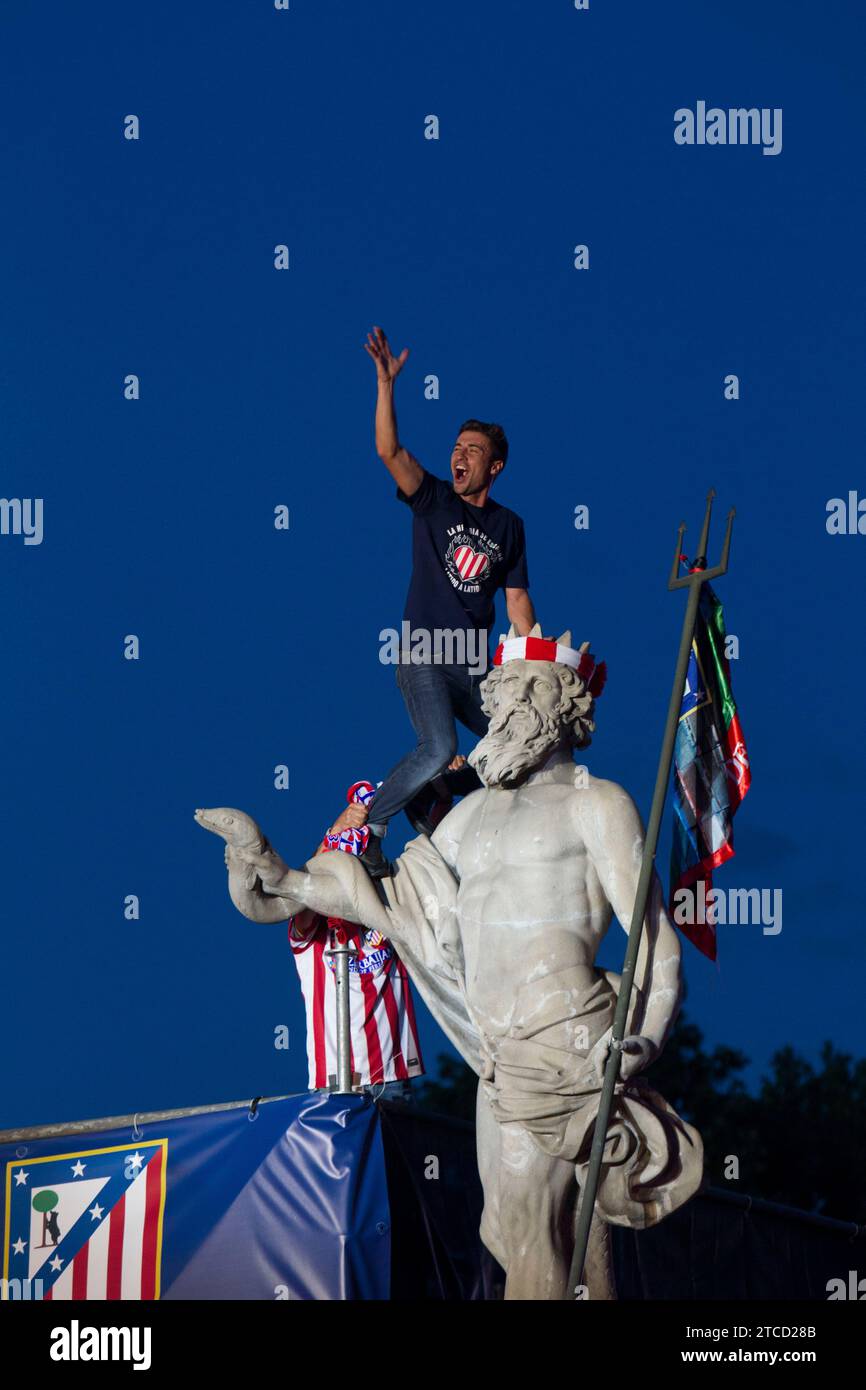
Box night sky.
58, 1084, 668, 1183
2, 0, 864, 1128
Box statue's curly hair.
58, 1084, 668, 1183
479, 660, 598, 749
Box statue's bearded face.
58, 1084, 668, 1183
468, 662, 569, 788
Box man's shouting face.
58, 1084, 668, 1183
450, 430, 503, 502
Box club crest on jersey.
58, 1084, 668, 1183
325, 929, 394, 976
3, 1140, 167, 1300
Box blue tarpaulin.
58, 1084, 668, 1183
1, 1093, 391, 1301
3, 1093, 860, 1302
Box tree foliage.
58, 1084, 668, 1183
416, 1015, 866, 1222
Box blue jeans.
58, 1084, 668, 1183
367, 661, 489, 834
310, 1080, 415, 1102
365, 1078, 415, 1103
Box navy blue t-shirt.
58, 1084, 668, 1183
396, 470, 529, 658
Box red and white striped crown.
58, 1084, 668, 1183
492, 628, 607, 698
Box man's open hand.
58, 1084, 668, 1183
364, 325, 409, 382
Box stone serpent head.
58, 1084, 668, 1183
194, 807, 264, 849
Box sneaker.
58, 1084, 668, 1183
360, 831, 392, 879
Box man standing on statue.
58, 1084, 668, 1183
360, 325, 536, 877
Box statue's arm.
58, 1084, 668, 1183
233, 846, 366, 925
579, 781, 683, 1064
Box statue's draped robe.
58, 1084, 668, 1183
291, 833, 703, 1228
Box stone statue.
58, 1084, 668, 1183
196, 625, 703, 1300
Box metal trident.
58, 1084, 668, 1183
567, 490, 735, 1300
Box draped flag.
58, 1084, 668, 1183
669, 582, 751, 960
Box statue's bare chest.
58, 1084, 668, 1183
457, 783, 584, 879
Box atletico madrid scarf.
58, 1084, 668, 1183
316, 780, 381, 940
320, 780, 379, 857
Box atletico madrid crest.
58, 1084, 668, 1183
3, 1140, 167, 1300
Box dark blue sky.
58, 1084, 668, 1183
2, 1, 864, 1128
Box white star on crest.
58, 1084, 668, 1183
89, 1203, 104, 1221
71, 1160, 86, 1177
49, 1255, 63, 1272
14, 1169, 29, 1187
127, 1151, 145, 1174
12, 1238, 26, 1255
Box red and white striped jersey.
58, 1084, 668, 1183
289, 914, 424, 1090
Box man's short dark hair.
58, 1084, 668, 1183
457, 419, 509, 466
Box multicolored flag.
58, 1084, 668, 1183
669, 581, 751, 960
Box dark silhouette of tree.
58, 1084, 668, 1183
644, 1014, 765, 1190
416, 1016, 866, 1222
416, 1052, 478, 1123
748, 1042, 866, 1221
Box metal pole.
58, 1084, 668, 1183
326, 938, 357, 1094
0, 1094, 300, 1146
567, 491, 734, 1299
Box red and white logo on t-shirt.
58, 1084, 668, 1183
444, 528, 501, 593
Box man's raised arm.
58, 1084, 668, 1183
363, 324, 423, 497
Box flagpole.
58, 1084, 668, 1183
567, 490, 734, 1299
